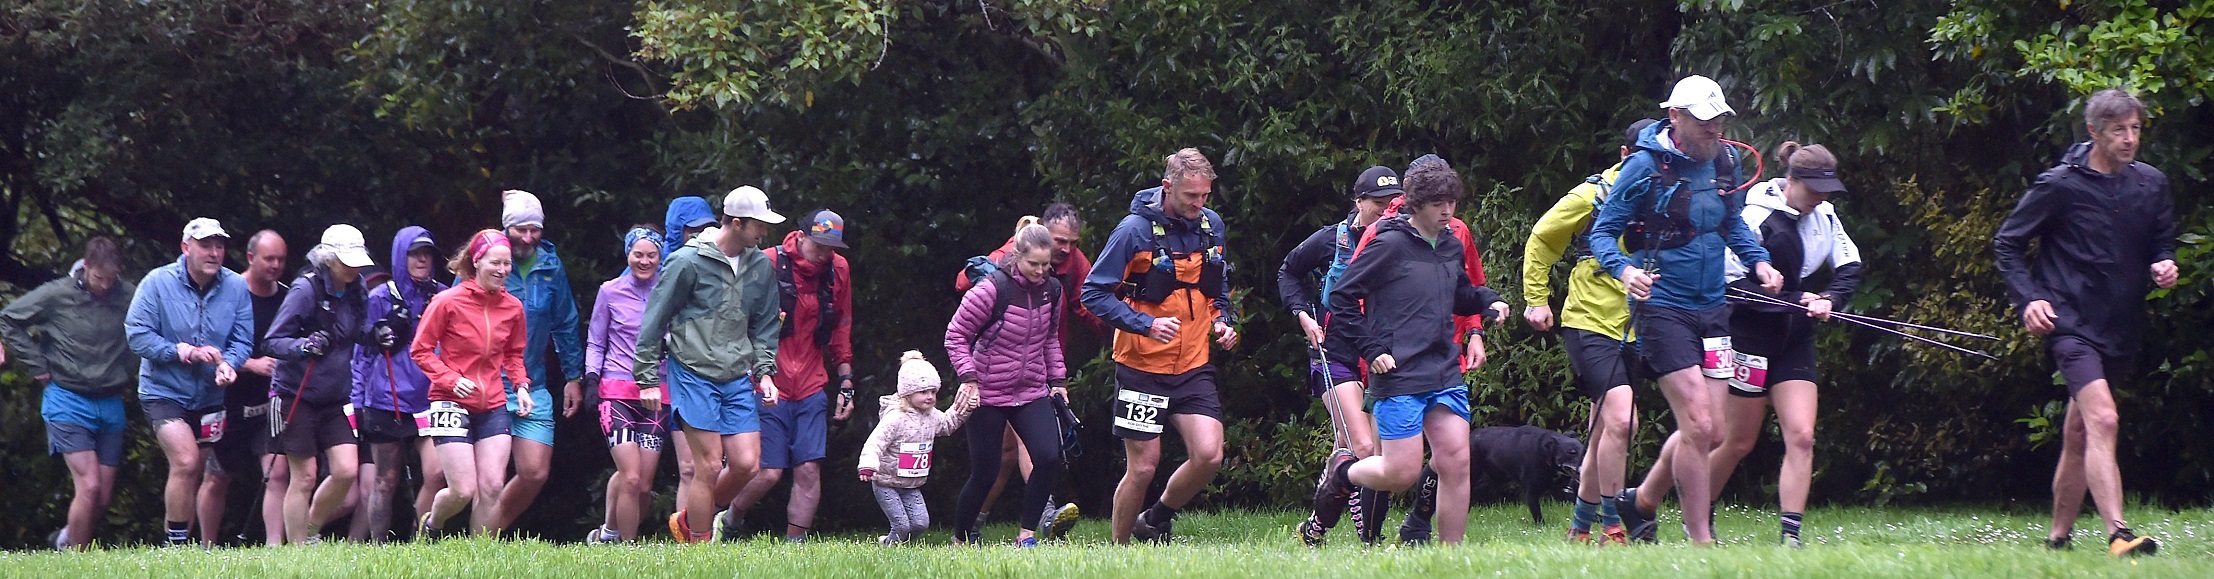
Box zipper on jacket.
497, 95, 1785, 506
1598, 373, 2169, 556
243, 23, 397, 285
480, 301, 496, 404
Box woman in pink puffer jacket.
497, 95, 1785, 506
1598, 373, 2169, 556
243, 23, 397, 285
944, 224, 1069, 547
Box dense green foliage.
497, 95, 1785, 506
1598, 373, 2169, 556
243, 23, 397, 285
2, 0, 2211, 549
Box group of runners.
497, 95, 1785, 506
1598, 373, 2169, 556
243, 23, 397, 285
2, 76, 2176, 556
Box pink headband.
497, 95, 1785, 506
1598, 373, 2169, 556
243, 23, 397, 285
467, 229, 511, 264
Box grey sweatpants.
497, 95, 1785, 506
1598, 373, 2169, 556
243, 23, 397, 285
872, 483, 930, 544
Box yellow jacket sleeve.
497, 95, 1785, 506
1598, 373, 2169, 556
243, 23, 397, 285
1522, 184, 1599, 305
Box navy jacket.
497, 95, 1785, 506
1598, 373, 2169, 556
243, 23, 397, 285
1993, 142, 2177, 358
1327, 216, 1502, 398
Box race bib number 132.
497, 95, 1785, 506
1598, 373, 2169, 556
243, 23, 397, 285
1114, 389, 1168, 434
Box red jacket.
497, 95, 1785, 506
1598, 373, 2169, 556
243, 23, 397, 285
1352, 198, 1488, 371
411, 279, 529, 413
954, 237, 1108, 352
771, 231, 854, 401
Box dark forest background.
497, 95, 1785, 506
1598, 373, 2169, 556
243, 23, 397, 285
3, 0, 2211, 548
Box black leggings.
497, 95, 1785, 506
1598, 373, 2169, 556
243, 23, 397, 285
953, 398, 1063, 533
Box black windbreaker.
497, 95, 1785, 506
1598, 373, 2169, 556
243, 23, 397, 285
1277, 219, 1366, 367
1992, 142, 2177, 358
1326, 216, 1502, 398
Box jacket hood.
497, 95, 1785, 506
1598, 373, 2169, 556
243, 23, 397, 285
2059, 141, 2096, 171
878, 393, 905, 419
521, 240, 563, 274
664, 196, 715, 251
1633, 120, 1692, 164
298, 266, 370, 301
389, 226, 440, 308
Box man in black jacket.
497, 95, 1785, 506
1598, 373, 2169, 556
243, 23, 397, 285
1316, 155, 1503, 545
1993, 89, 2176, 557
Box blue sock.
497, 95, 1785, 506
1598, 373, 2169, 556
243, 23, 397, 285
1599, 496, 1623, 527
1572, 499, 1599, 532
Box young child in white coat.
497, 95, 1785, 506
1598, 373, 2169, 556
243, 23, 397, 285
858, 351, 976, 544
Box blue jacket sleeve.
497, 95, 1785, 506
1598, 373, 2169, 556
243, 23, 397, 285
1589, 154, 1653, 278
221, 283, 255, 368
552, 274, 585, 383
1081, 217, 1154, 335
124, 276, 181, 362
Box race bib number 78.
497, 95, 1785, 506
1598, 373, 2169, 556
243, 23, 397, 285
1114, 389, 1168, 434
894, 442, 933, 478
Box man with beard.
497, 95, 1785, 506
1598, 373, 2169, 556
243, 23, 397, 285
1588, 75, 1782, 546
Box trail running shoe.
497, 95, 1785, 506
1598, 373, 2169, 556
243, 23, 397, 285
1045, 503, 1081, 541
1312, 449, 1356, 528
668, 510, 691, 544
2108, 528, 2159, 557
1600, 525, 1630, 546
1567, 528, 1593, 544
586, 526, 617, 544
2045, 534, 2072, 551
711, 509, 739, 543
1298, 516, 1327, 547
48, 529, 65, 551
1398, 523, 1431, 547
1783, 533, 1803, 549
958, 528, 982, 546
1132, 513, 1174, 544
1617, 489, 1659, 544
1018, 536, 1040, 548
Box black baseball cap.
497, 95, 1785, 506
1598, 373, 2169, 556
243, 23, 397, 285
1791, 166, 1848, 194
1351, 166, 1404, 199
1625, 118, 1659, 147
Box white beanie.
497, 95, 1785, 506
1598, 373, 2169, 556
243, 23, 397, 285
896, 350, 942, 397
501, 190, 546, 229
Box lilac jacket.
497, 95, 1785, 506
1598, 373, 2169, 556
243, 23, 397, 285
944, 271, 1065, 408
586, 273, 655, 398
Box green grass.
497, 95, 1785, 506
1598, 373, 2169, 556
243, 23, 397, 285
4, 503, 2207, 577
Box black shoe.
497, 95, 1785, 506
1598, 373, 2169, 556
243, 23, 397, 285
1297, 516, 1327, 547
2045, 533, 2071, 551
1132, 512, 1174, 544
1617, 489, 1658, 544
2108, 528, 2159, 557
1397, 521, 1432, 547
957, 527, 982, 546
1312, 449, 1356, 528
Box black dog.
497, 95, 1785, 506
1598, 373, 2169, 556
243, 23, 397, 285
1469, 425, 1584, 525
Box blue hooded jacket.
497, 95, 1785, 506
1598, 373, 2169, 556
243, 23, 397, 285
663, 197, 716, 261
353, 226, 447, 413
125, 255, 256, 409
508, 239, 584, 392
1588, 120, 1771, 311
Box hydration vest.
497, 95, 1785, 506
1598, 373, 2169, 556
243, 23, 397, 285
1623, 145, 1739, 253
1119, 216, 1226, 304
771, 246, 838, 347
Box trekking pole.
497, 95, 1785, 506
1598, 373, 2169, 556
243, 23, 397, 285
1724, 288, 1996, 340
1311, 342, 1354, 452
1725, 288, 1996, 360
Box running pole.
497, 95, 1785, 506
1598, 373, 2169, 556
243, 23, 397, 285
1726, 288, 1996, 360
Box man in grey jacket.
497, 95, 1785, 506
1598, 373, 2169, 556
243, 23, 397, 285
0, 237, 134, 550
635, 185, 785, 544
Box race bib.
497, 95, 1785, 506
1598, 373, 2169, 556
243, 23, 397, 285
241, 400, 270, 419
196, 411, 227, 444
343, 403, 359, 436
1730, 352, 1771, 395
1114, 389, 1169, 434
415, 401, 470, 438
894, 442, 933, 478
1701, 336, 1735, 379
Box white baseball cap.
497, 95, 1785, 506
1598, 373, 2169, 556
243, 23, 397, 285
181, 217, 230, 241
1658, 75, 1735, 121
321, 225, 377, 269
722, 185, 786, 224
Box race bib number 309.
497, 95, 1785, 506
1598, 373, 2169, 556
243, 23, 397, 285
1114, 389, 1168, 434
415, 401, 469, 438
